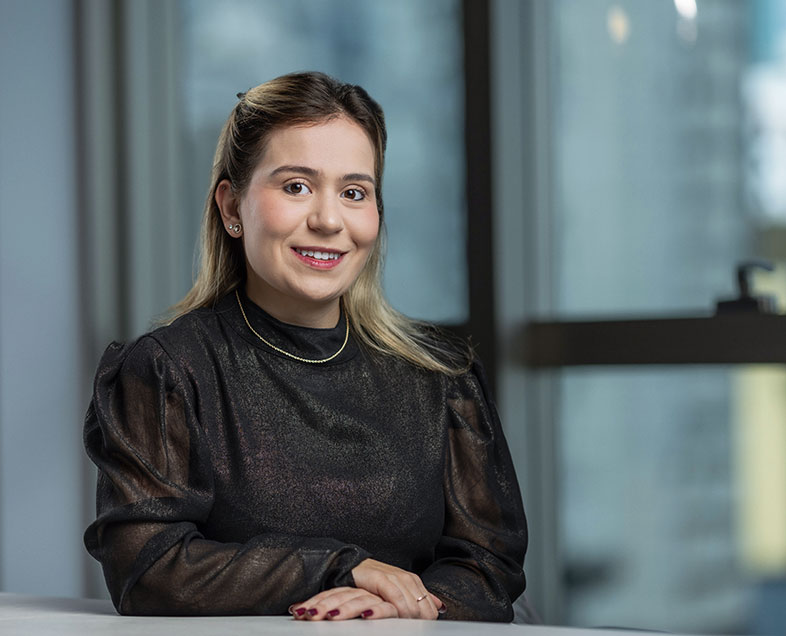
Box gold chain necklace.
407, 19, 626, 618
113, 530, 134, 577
235, 290, 350, 364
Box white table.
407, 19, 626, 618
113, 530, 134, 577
0, 593, 678, 636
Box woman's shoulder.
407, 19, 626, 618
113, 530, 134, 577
413, 322, 477, 375
368, 323, 486, 400
408, 325, 492, 401
95, 305, 226, 382
148, 305, 220, 352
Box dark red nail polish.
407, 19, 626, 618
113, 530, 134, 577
361, 609, 373, 618
327, 609, 340, 618
308, 608, 318, 616
437, 604, 447, 615
294, 607, 306, 616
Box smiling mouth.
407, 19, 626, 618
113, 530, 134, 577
293, 248, 344, 261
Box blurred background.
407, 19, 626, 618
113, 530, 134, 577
3, 0, 786, 633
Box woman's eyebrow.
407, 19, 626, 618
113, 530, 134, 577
342, 173, 376, 187
268, 165, 376, 187
269, 165, 319, 178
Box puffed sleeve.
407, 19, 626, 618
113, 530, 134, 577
420, 360, 528, 622
83, 337, 371, 615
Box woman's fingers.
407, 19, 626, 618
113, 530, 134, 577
290, 587, 357, 619
351, 558, 439, 620
414, 590, 437, 620
375, 576, 419, 618
429, 593, 447, 616
290, 587, 398, 621
290, 570, 444, 621
353, 561, 415, 617
356, 600, 399, 620
289, 588, 335, 618
327, 594, 398, 621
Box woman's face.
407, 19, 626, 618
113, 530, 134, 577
217, 116, 380, 327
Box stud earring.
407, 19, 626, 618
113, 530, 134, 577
228, 223, 242, 234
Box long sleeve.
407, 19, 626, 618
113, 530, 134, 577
83, 337, 370, 616
420, 360, 528, 622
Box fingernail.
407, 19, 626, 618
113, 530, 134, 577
288, 605, 295, 615
308, 608, 318, 616
327, 609, 340, 618
438, 604, 447, 615
361, 609, 373, 618
294, 607, 306, 616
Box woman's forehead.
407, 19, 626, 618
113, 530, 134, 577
258, 117, 376, 174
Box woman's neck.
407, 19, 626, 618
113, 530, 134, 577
243, 282, 341, 329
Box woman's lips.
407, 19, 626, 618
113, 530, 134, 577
292, 247, 345, 269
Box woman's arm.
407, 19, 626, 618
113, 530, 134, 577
84, 337, 370, 615
418, 360, 528, 622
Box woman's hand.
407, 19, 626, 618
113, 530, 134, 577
289, 587, 397, 620
350, 558, 443, 619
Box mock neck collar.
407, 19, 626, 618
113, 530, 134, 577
218, 288, 358, 365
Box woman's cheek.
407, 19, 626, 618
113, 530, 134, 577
360, 209, 381, 246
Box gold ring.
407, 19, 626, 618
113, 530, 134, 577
416, 594, 428, 602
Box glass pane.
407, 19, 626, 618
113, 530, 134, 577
178, 0, 467, 323
550, 1, 786, 633
552, 0, 753, 317
559, 367, 749, 634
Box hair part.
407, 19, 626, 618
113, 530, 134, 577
166, 71, 470, 375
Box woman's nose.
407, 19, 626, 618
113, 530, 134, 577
307, 195, 344, 233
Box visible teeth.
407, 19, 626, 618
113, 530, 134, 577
297, 249, 339, 260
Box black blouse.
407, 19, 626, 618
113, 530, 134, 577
83, 290, 527, 621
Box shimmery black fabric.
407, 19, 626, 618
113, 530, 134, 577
83, 290, 527, 621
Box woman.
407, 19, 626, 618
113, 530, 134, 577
84, 71, 527, 622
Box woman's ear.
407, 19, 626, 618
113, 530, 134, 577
215, 179, 243, 236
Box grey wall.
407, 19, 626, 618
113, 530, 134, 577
0, 0, 87, 596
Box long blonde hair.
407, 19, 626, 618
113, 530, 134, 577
168, 71, 470, 374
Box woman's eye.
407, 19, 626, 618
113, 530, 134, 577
343, 188, 365, 201
284, 182, 311, 195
